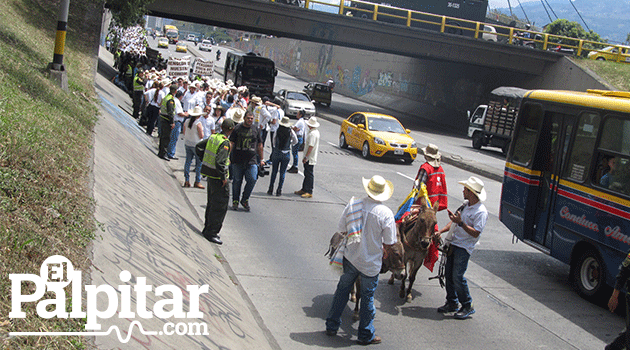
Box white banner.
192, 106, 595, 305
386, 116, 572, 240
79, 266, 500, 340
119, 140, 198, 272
167, 56, 191, 78
192, 58, 214, 77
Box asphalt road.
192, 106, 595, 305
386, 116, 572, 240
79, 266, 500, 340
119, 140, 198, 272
149, 37, 623, 349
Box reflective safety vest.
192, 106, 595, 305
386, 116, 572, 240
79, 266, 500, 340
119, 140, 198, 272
160, 94, 174, 119
133, 75, 144, 91
202, 133, 229, 179
416, 162, 448, 211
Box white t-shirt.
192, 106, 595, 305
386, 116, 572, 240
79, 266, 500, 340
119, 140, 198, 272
174, 98, 185, 122
303, 127, 320, 165
267, 106, 282, 133
451, 201, 488, 255
200, 116, 215, 140
144, 88, 161, 108
253, 105, 271, 129
184, 117, 204, 147
182, 90, 197, 111
340, 197, 397, 277
294, 118, 306, 138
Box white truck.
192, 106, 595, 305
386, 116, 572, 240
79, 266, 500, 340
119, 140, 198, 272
467, 86, 528, 154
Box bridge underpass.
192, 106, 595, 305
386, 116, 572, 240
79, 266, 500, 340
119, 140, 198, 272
146, 0, 610, 133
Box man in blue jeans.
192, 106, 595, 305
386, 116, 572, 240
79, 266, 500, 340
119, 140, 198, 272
294, 117, 320, 198
326, 175, 397, 345
436, 176, 488, 319
229, 111, 263, 212
287, 109, 306, 173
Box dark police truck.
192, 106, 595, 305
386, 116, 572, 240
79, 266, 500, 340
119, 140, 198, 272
224, 52, 278, 99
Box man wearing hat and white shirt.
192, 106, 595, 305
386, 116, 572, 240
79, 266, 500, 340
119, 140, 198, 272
435, 176, 488, 319
414, 143, 448, 211
294, 117, 320, 198
166, 91, 189, 160
326, 175, 398, 345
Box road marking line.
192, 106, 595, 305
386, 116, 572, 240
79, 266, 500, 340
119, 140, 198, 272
397, 172, 414, 181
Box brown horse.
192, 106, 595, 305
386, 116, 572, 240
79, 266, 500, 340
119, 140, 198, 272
389, 198, 438, 302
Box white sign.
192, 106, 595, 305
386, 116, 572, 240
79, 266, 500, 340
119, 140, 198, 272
192, 58, 214, 77
167, 55, 191, 78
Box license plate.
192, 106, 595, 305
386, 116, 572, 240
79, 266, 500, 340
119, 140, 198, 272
394, 149, 404, 155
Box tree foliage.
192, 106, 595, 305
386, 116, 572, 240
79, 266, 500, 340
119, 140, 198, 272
106, 0, 153, 28
543, 19, 603, 45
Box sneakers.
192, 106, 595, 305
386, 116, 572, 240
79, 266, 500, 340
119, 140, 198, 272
232, 201, 239, 211
454, 304, 475, 319
287, 166, 298, 174
294, 190, 306, 195
240, 200, 250, 212
437, 302, 460, 314
301, 193, 312, 198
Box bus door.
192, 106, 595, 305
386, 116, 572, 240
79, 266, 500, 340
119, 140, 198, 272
529, 112, 574, 246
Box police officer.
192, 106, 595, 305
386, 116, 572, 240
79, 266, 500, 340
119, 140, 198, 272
606, 250, 630, 349
199, 118, 236, 245
132, 70, 145, 120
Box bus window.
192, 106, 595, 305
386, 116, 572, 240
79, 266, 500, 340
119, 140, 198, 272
562, 112, 600, 183
511, 103, 543, 166
595, 117, 630, 195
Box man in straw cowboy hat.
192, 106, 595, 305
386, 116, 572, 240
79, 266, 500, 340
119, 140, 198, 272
326, 175, 398, 345
294, 117, 320, 198
435, 176, 488, 319
414, 143, 448, 211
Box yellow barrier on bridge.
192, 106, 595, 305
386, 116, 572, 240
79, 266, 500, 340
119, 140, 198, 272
277, 0, 630, 64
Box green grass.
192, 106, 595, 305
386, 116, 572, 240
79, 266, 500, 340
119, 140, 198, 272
573, 57, 630, 91
0, 0, 101, 348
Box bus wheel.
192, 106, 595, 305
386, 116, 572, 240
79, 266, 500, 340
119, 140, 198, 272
572, 249, 606, 300
472, 132, 483, 149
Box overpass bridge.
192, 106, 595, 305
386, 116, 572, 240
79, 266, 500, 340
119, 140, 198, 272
147, 0, 561, 76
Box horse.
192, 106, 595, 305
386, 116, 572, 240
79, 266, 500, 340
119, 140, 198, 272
388, 197, 438, 302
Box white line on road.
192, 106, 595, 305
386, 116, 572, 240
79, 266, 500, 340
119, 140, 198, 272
397, 171, 415, 181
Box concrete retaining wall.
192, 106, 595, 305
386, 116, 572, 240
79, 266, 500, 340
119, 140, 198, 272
231, 37, 610, 133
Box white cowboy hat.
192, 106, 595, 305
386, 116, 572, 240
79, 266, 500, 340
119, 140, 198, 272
250, 96, 262, 105
279, 116, 292, 128
362, 175, 394, 201
188, 105, 205, 117
306, 117, 320, 128
228, 108, 246, 123
422, 143, 441, 167
458, 176, 486, 202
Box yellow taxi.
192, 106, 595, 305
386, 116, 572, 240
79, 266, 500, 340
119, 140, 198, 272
175, 42, 188, 53
157, 37, 169, 48
339, 112, 418, 164
587, 45, 630, 63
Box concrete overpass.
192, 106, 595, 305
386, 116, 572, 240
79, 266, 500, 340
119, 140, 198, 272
147, 0, 562, 76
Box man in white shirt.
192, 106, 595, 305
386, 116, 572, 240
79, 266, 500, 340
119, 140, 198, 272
288, 109, 306, 173
294, 117, 320, 198
167, 91, 189, 159
325, 175, 397, 346
182, 84, 198, 111
436, 176, 488, 319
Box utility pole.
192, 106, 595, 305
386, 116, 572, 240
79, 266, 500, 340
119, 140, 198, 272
48, 0, 69, 90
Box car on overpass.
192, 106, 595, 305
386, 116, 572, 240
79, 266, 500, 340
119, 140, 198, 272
199, 40, 213, 52
157, 37, 169, 48
339, 112, 418, 163
587, 45, 630, 63
176, 42, 188, 53
273, 89, 316, 118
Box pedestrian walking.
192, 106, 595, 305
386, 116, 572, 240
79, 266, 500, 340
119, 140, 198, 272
267, 117, 297, 196
199, 118, 236, 245
606, 249, 630, 349
182, 106, 206, 189
325, 175, 397, 345
229, 111, 264, 212
288, 109, 306, 173
294, 117, 320, 198
435, 176, 488, 319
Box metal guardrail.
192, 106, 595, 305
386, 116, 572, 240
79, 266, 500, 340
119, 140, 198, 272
272, 0, 630, 63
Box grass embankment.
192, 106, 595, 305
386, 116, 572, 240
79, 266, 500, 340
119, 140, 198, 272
0, 0, 101, 348
573, 57, 630, 91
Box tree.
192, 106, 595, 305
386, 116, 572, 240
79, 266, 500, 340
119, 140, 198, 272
106, 0, 153, 28
625, 33, 630, 45
543, 19, 605, 56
